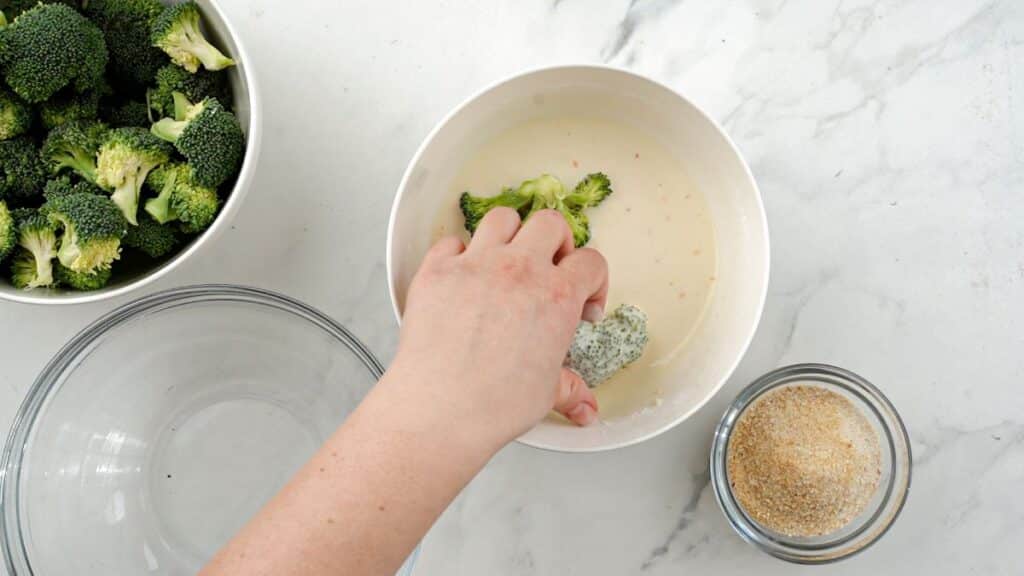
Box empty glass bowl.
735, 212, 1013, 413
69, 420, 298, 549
1, 285, 417, 575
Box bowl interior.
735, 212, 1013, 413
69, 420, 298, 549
388, 66, 769, 451
1, 287, 415, 575
0, 0, 258, 305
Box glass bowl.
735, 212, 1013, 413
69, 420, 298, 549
710, 364, 911, 564
0, 285, 417, 575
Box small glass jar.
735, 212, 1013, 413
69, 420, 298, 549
710, 364, 911, 563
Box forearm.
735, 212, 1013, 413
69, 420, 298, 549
201, 367, 502, 576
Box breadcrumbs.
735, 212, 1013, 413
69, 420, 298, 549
727, 385, 881, 537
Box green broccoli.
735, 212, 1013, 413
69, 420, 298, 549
0, 200, 15, 261
55, 260, 112, 290
147, 63, 228, 119
101, 99, 150, 127
38, 90, 101, 130
83, 0, 166, 88
144, 162, 218, 233
0, 86, 31, 140
0, 3, 108, 103
1, 0, 80, 20
43, 192, 126, 272
124, 212, 177, 257
95, 126, 172, 224
151, 94, 243, 188
150, 1, 234, 73
43, 176, 105, 201
0, 137, 47, 204
9, 208, 58, 289
40, 121, 107, 184
567, 304, 649, 388
460, 173, 612, 248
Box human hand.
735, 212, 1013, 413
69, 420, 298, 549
388, 207, 608, 448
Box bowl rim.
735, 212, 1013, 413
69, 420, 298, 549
709, 363, 913, 564
384, 63, 771, 452
0, 284, 401, 574
0, 0, 263, 306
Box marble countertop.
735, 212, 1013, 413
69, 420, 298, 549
2, 0, 1021, 574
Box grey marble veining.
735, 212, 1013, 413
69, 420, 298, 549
1, 0, 1021, 574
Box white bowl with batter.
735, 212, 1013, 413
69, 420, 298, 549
387, 65, 769, 452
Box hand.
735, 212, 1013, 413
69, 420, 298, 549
389, 207, 609, 447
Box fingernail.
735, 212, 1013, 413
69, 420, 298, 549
568, 403, 598, 427
583, 303, 604, 323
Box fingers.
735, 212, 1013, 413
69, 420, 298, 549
557, 247, 609, 314
468, 207, 521, 249
512, 209, 575, 262
553, 368, 598, 426
423, 235, 465, 262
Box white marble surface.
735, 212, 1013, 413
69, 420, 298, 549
2, 0, 1022, 573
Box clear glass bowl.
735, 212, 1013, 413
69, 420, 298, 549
710, 364, 911, 564
1, 285, 417, 575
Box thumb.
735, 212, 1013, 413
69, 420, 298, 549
553, 368, 599, 426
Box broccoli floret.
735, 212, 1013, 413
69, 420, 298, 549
1, 0, 79, 20
101, 99, 150, 127
40, 121, 107, 184
55, 260, 111, 290
458, 187, 532, 234
144, 162, 218, 233
43, 175, 105, 201
567, 304, 649, 388
151, 94, 244, 188
565, 172, 613, 210
83, 0, 166, 88
95, 126, 172, 224
9, 208, 58, 289
38, 90, 101, 130
150, 1, 234, 73
124, 212, 176, 257
0, 137, 46, 204
147, 63, 227, 119
0, 86, 31, 140
0, 4, 108, 103
43, 192, 126, 272
0, 200, 15, 261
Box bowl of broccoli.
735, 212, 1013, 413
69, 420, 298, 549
0, 0, 261, 304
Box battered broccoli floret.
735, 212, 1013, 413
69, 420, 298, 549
0, 200, 15, 261
43, 176, 105, 201
39, 90, 101, 130
40, 121, 107, 184
567, 304, 649, 388
144, 162, 218, 233
150, 1, 234, 73
9, 208, 58, 289
124, 212, 176, 257
101, 99, 150, 127
0, 137, 46, 204
43, 192, 126, 272
150, 94, 243, 188
83, 0, 166, 88
147, 63, 228, 119
0, 86, 31, 140
0, 4, 108, 102
55, 260, 112, 290
95, 126, 172, 224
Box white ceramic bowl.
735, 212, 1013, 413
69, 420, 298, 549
387, 65, 769, 452
0, 0, 262, 306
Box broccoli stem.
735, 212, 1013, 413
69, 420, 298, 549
23, 235, 57, 288
61, 150, 98, 184
110, 170, 151, 226
179, 23, 235, 71
54, 220, 80, 270
143, 171, 179, 224
150, 118, 186, 143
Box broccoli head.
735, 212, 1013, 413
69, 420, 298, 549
101, 99, 150, 127
567, 304, 649, 388
1, 0, 80, 20
151, 94, 244, 188
83, 0, 167, 88
55, 260, 112, 290
95, 126, 172, 224
0, 87, 31, 140
144, 162, 218, 233
9, 208, 58, 289
0, 200, 15, 261
124, 212, 177, 257
0, 4, 108, 103
147, 63, 228, 119
0, 137, 46, 205
41, 121, 107, 184
38, 90, 101, 130
43, 192, 126, 272
150, 1, 234, 73
43, 176, 105, 201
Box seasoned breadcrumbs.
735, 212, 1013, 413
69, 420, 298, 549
727, 385, 881, 537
